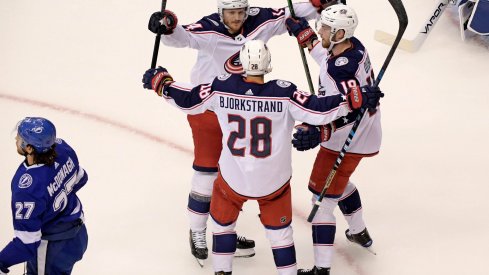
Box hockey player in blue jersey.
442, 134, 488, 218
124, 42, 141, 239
142, 39, 383, 275
0, 117, 88, 275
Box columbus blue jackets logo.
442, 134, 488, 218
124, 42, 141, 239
224, 51, 244, 74
217, 73, 232, 81
248, 7, 260, 16
335, 57, 349, 66
276, 80, 292, 88
18, 173, 33, 188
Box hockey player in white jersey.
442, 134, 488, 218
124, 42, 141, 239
0, 117, 88, 275
286, 4, 381, 274
142, 40, 383, 275
147, 0, 332, 263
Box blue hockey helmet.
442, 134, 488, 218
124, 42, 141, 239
17, 117, 56, 153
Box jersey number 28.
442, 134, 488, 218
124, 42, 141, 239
227, 114, 272, 158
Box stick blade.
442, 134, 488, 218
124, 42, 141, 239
374, 30, 420, 53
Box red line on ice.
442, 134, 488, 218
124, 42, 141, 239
1, 92, 367, 275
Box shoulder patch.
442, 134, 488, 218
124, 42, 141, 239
217, 73, 232, 81
18, 173, 33, 189
276, 80, 292, 88
248, 7, 260, 16
335, 57, 349, 67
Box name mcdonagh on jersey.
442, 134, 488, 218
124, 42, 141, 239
47, 157, 75, 197
219, 96, 283, 113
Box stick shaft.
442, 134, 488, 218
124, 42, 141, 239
151, 0, 168, 69
286, 0, 315, 94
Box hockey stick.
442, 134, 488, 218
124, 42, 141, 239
374, 0, 448, 52
307, 0, 408, 223
286, 0, 315, 94
150, 0, 168, 68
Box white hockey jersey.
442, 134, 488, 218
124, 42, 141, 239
161, 3, 318, 85
161, 74, 352, 197
309, 37, 382, 155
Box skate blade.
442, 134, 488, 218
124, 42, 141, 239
194, 257, 205, 267
347, 240, 377, 255
234, 248, 255, 258
364, 246, 377, 255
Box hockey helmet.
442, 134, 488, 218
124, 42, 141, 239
17, 117, 56, 153
239, 40, 272, 76
217, 0, 250, 22
320, 4, 358, 42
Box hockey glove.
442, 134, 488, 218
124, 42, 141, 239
346, 85, 384, 111
148, 10, 178, 35
142, 66, 174, 96
285, 17, 318, 48
292, 123, 334, 151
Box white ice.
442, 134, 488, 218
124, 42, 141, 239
1, 0, 488, 274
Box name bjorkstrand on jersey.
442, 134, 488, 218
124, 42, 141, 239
219, 96, 283, 113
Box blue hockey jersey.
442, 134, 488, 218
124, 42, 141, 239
0, 139, 87, 268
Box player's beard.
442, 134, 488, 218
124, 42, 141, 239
321, 38, 331, 49
227, 20, 244, 34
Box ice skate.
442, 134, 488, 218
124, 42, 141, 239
345, 228, 376, 255
234, 235, 255, 258
190, 229, 208, 267
297, 266, 330, 275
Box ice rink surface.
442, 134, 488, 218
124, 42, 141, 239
1, 1, 488, 274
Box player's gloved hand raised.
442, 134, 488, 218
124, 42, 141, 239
148, 10, 178, 35
292, 123, 334, 151
285, 17, 318, 48
142, 66, 174, 96
346, 85, 384, 111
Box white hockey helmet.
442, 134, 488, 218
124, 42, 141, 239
217, 0, 250, 21
320, 4, 358, 46
239, 40, 272, 76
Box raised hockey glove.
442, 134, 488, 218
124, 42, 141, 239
142, 66, 174, 96
148, 10, 178, 35
292, 123, 334, 151
346, 85, 384, 111
285, 17, 318, 48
